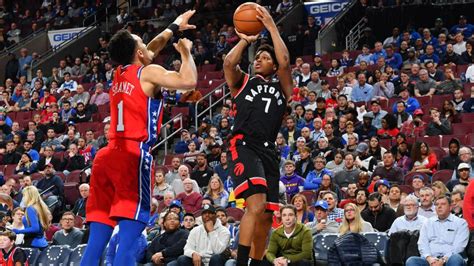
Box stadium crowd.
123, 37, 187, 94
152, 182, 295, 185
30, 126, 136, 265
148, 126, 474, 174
0, 0, 473, 265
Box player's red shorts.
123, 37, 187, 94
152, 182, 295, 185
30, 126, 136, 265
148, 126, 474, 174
86, 139, 153, 227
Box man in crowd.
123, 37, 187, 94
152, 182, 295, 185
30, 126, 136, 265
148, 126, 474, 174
406, 195, 468, 266
372, 152, 403, 184
280, 160, 304, 199
306, 200, 339, 235
418, 187, 436, 218
175, 178, 203, 214
322, 191, 344, 224
52, 211, 84, 248
389, 195, 427, 235
362, 192, 397, 232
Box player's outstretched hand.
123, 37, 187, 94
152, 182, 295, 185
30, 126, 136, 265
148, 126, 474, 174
255, 5, 276, 30
235, 29, 259, 44
174, 10, 197, 31
173, 38, 193, 54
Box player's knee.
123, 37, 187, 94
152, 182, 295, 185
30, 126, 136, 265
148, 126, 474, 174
246, 201, 266, 215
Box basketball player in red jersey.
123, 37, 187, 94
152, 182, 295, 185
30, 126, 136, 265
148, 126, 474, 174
81, 11, 198, 265
224, 6, 292, 266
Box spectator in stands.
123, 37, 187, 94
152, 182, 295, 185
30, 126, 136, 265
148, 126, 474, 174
0, 230, 28, 264
72, 183, 88, 218
14, 153, 36, 175
177, 204, 230, 266
416, 187, 435, 219
303, 156, 332, 190
451, 190, 464, 218
303, 16, 320, 55
172, 165, 200, 195
355, 46, 372, 66
203, 175, 228, 208
367, 99, 387, 129
326, 151, 345, 174
40, 128, 60, 154
264, 204, 313, 266
461, 42, 474, 64
384, 45, 403, 71
327, 59, 343, 77
334, 153, 361, 189
280, 159, 304, 199
339, 183, 357, 208
6, 207, 25, 245
451, 88, 465, 112
355, 113, 377, 142
352, 73, 374, 103
191, 153, 214, 189
37, 145, 61, 171
393, 101, 412, 128
306, 200, 339, 235
147, 211, 189, 265
166, 157, 182, 184
89, 83, 109, 106
296, 63, 311, 87
58, 72, 77, 93
415, 69, 436, 97
354, 142, 378, 175
372, 73, 394, 100
291, 193, 314, 223
36, 163, 64, 209
453, 32, 467, 56
340, 202, 374, 234
61, 143, 85, 173
420, 45, 440, 67
362, 192, 396, 232
411, 141, 437, 175
437, 68, 462, 95
439, 138, 461, 171
406, 195, 468, 266
176, 178, 203, 214
52, 211, 83, 248
71, 85, 91, 108
425, 107, 451, 136
322, 191, 344, 224
13, 186, 49, 249
13, 89, 31, 112
447, 163, 471, 191
424, 62, 443, 84
70, 102, 91, 123
17, 49, 31, 80
372, 152, 403, 184
23, 138, 40, 162
71, 57, 88, 78
452, 147, 474, 180
3, 141, 21, 165
442, 43, 464, 66
388, 194, 426, 235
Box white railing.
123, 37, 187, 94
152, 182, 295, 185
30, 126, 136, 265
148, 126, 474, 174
345, 17, 368, 51
194, 81, 230, 129
152, 113, 184, 155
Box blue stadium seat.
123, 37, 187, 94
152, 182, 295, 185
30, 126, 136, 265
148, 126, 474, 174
36, 245, 72, 265
67, 244, 87, 265
314, 233, 338, 263
22, 247, 40, 265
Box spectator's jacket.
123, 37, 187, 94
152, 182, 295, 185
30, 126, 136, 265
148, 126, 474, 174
463, 97, 474, 113
183, 219, 230, 265
327, 233, 379, 265
265, 223, 313, 263
425, 119, 451, 136
146, 228, 189, 264
304, 168, 333, 190
36, 175, 64, 198
280, 173, 305, 198
361, 205, 397, 232
62, 154, 85, 171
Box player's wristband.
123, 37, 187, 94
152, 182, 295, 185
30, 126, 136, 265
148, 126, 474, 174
242, 39, 250, 46
167, 23, 179, 35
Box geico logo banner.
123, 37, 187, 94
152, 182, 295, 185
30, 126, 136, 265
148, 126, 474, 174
48, 27, 86, 49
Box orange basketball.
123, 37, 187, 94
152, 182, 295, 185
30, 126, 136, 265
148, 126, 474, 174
233, 2, 264, 36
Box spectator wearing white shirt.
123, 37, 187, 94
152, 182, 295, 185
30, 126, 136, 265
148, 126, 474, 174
466, 64, 474, 83
389, 195, 427, 235
58, 72, 78, 93
453, 32, 467, 55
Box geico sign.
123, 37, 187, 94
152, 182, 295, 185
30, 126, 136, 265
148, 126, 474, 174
53, 32, 81, 42
310, 2, 348, 14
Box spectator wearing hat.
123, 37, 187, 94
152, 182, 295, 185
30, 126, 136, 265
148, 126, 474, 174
280, 160, 304, 199
372, 151, 403, 184
36, 162, 64, 211
355, 142, 378, 176
450, 15, 474, 39
177, 204, 230, 266
351, 73, 374, 103
389, 194, 427, 235
14, 153, 37, 175
374, 179, 390, 202
264, 204, 313, 266
306, 200, 339, 235
406, 195, 468, 266
312, 136, 335, 162
447, 163, 472, 192
303, 156, 332, 191
452, 147, 474, 181
334, 153, 361, 189
395, 85, 420, 115
361, 192, 397, 232
311, 53, 327, 76
58, 72, 78, 93
366, 99, 387, 130
401, 109, 426, 137
175, 129, 193, 154
355, 113, 378, 142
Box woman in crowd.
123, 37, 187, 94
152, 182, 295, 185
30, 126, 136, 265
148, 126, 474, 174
432, 181, 449, 198
325, 150, 345, 174
14, 153, 37, 175
368, 136, 387, 162
317, 174, 342, 201
12, 186, 49, 249
339, 203, 374, 234
327, 59, 344, 77
377, 114, 399, 139
441, 100, 460, 123
265, 205, 313, 266
291, 193, 314, 223
342, 133, 358, 154
218, 117, 231, 139
152, 169, 172, 200
276, 132, 290, 160
293, 104, 305, 121
410, 141, 437, 174
203, 175, 229, 208
146, 211, 189, 266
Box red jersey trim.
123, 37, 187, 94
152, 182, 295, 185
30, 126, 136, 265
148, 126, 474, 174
232, 73, 249, 99
234, 177, 267, 198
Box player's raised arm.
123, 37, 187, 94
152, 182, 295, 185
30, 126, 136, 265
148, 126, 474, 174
141, 38, 197, 93
146, 10, 196, 59
256, 6, 292, 101
223, 31, 258, 94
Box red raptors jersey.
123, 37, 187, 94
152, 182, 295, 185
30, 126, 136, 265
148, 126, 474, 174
109, 64, 163, 147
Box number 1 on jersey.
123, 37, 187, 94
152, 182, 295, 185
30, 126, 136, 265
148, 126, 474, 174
117, 100, 125, 131
262, 97, 272, 113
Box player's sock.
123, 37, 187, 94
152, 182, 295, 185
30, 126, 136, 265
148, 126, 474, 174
80, 222, 113, 266
236, 244, 251, 266
249, 258, 262, 266
113, 219, 146, 266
